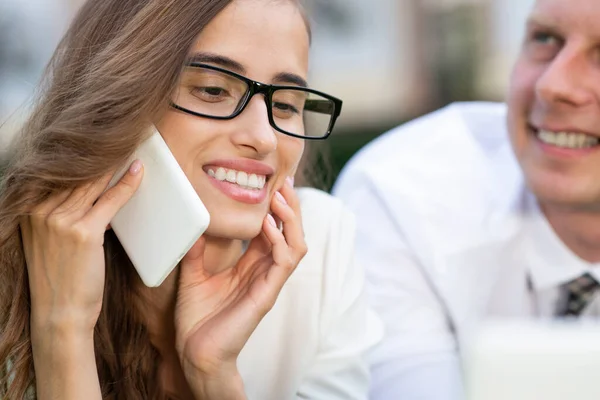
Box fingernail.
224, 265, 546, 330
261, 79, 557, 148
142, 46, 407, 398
266, 213, 277, 227
286, 176, 295, 187
275, 191, 287, 205
129, 160, 142, 175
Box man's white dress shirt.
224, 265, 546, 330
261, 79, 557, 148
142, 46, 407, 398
333, 102, 600, 400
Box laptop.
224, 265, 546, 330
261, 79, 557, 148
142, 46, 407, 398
464, 320, 600, 400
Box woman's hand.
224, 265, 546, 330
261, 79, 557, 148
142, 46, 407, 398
174, 178, 307, 399
21, 161, 144, 334
21, 160, 143, 400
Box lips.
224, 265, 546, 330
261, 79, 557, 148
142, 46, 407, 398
202, 159, 274, 204
525, 123, 600, 159
536, 129, 600, 149
207, 167, 267, 190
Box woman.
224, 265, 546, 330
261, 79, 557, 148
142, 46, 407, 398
0, 0, 381, 399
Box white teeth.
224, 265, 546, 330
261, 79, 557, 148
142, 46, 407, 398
215, 167, 227, 180
248, 174, 259, 189
557, 132, 568, 147
236, 171, 248, 187
208, 167, 267, 190
226, 169, 237, 183
537, 130, 599, 149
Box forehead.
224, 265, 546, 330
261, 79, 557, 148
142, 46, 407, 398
530, 0, 600, 36
190, 0, 309, 80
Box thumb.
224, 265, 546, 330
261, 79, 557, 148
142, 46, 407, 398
179, 236, 206, 288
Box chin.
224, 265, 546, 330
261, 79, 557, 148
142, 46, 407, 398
526, 171, 600, 211
204, 217, 264, 240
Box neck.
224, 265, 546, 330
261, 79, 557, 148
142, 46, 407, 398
542, 202, 600, 263
136, 236, 244, 350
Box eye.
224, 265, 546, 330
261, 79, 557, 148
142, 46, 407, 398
525, 28, 562, 61
203, 87, 225, 96
192, 86, 229, 101
532, 31, 560, 46
273, 102, 300, 117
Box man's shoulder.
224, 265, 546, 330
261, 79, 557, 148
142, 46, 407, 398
336, 102, 517, 195
343, 101, 509, 174
334, 102, 523, 243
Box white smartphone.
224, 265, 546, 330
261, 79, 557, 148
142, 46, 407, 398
107, 126, 210, 287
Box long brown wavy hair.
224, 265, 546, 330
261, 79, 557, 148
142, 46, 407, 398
0, 0, 312, 398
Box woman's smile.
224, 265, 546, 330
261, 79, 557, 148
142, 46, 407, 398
202, 158, 273, 204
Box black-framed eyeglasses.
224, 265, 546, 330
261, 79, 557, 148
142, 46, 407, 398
170, 63, 343, 140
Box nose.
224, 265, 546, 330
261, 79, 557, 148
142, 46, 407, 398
230, 95, 277, 157
535, 46, 595, 108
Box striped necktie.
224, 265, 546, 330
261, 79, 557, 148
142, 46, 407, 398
558, 273, 600, 317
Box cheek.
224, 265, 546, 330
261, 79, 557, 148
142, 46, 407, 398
156, 112, 195, 156
155, 111, 218, 169
507, 59, 544, 146
590, 80, 600, 100
280, 139, 305, 172
508, 58, 541, 110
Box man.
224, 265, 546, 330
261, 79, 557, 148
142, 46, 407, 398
333, 0, 600, 398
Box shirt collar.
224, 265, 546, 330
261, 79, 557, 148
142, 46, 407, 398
522, 190, 600, 291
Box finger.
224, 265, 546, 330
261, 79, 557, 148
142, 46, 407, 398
179, 236, 208, 289
240, 231, 272, 269
272, 212, 283, 232
270, 190, 305, 254
80, 160, 143, 231
279, 180, 303, 237
281, 177, 301, 216
261, 214, 298, 287
244, 230, 270, 254
31, 189, 73, 217
53, 174, 114, 220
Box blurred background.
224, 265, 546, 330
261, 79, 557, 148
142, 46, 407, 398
0, 0, 534, 189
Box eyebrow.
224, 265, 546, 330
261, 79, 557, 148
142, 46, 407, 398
527, 12, 560, 30
187, 51, 308, 88
273, 72, 308, 88
188, 52, 246, 73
